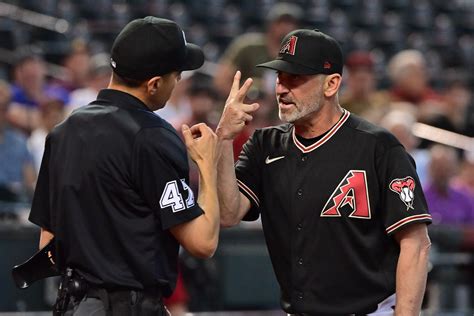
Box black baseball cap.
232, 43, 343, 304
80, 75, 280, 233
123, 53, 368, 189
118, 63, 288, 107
110, 16, 204, 80
257, 29, 343, 75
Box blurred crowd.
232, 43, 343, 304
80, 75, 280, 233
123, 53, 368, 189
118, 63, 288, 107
0, 0, 473, 313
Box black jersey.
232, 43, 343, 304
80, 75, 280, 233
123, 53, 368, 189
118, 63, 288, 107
29, 89, 203, 296
235, 110, 432, 314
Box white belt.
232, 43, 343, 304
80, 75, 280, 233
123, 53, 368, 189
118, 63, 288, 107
287, 293, 396, 316
354, 293, 396, 316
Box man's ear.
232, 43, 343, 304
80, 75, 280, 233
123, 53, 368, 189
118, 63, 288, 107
324, 74, 342, 97
146, 76, 162, 95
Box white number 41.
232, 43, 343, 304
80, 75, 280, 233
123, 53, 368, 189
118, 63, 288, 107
159, 179, 195, 213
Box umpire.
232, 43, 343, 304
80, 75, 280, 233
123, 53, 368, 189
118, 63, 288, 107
29, 17, 221, 315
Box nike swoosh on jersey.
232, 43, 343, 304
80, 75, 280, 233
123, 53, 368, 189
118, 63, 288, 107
265, 155, 285, 164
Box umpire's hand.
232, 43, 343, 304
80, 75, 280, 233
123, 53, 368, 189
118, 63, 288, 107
182, 123, 220, 168
216, 71, 260, 140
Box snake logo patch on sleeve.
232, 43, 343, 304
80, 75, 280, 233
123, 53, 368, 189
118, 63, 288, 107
389, 176, 415, 211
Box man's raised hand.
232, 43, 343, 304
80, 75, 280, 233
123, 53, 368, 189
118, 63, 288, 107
216, 71, 260, 140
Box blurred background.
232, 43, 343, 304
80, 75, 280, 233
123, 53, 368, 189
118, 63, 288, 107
0, 0, 473, 315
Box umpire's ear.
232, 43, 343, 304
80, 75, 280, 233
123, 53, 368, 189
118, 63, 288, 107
323, 74, 342, 98
146, 76, 163, 95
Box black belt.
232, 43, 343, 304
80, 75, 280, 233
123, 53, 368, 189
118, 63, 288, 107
86, 286, 165, 316
290, 304, 378, 316
291, 313, 374, 316
87, 286, 163, 300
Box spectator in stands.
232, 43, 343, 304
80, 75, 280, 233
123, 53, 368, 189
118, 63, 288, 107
380, 107, 430, 185
214, 2, 303, 97
67, 53, 112, 114
28, 98, 66, 173
8, 47, 69, 134
182, 73, 219, 129
0, 80, 36, 202
178, 73, 220, 193
156, 74, 192, 129
464, 98, 474, 138
453, 153, 474, 197
441, 76, 473, 136
340, 51, 388, 121
424, 145, 474, 225
56, 40, 92, 92
387, 50, 443, 110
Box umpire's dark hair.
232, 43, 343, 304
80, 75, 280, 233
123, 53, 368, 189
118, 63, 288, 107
111, 71, 148, 88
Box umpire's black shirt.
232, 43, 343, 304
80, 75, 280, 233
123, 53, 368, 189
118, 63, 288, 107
29, 89, 203, 296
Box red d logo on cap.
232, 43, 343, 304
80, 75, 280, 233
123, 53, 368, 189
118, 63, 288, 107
280, 36, 298, 56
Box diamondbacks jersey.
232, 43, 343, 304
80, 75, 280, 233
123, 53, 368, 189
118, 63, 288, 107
235, 110, 432, 314
29, 89, 203, 296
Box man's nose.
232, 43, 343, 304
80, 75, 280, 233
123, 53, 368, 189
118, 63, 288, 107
275, 80, 289, 95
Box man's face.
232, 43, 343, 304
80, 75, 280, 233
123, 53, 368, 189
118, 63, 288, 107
275, 72, 325, 123
15, 58, 46, 88
153, 71, 181, 109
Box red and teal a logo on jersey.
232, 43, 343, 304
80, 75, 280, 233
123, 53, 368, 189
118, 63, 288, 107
321, 170, 371, 219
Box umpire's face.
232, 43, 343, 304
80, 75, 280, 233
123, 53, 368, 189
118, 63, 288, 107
275, 71, 326, 123
148, 71, 182, 110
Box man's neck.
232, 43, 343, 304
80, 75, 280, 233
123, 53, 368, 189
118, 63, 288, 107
294, 104, 344, 139
107, 83, 152, 110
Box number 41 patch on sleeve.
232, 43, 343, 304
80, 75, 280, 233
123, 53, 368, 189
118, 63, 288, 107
160, 179, 195, 213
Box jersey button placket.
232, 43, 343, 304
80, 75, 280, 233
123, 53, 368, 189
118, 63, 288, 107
297, 257, 303, 265
301, 155, 307, 162
297, 189, 303, 196
296, 223, 303, 231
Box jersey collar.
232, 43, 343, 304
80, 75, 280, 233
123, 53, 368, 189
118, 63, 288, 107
292, 109, 350, 154
96, 89, 152, 112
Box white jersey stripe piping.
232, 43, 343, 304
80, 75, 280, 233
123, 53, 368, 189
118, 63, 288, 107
292, 110, 350, 153
386, 214, 432, 234
237, 179, 260, 207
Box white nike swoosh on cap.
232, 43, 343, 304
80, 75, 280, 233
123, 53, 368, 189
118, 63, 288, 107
265, 155, 285, 164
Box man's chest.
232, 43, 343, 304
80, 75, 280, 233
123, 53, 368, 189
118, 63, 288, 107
259, 146, 380, 222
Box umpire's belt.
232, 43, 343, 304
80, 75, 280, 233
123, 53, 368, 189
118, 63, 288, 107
87, 285, 164, 315
289, 304, 377, 316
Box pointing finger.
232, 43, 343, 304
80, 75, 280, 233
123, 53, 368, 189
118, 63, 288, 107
235, 78, 254, 102
229, 71, 242, 99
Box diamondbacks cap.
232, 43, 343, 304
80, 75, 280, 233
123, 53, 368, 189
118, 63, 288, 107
110, 16, 204, 80
257, 29, 343, 75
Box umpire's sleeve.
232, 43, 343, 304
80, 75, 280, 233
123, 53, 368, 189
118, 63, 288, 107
29, 135, 53, 232
131, 127, 203, 230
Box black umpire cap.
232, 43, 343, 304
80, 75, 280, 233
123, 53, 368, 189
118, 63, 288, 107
257, 29, 343, 75
110, 16, 205, 80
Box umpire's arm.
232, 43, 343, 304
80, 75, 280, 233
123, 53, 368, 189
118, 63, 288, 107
39, 228, 54, 249
393, 223, 431, 316
170, 124, 221, 259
